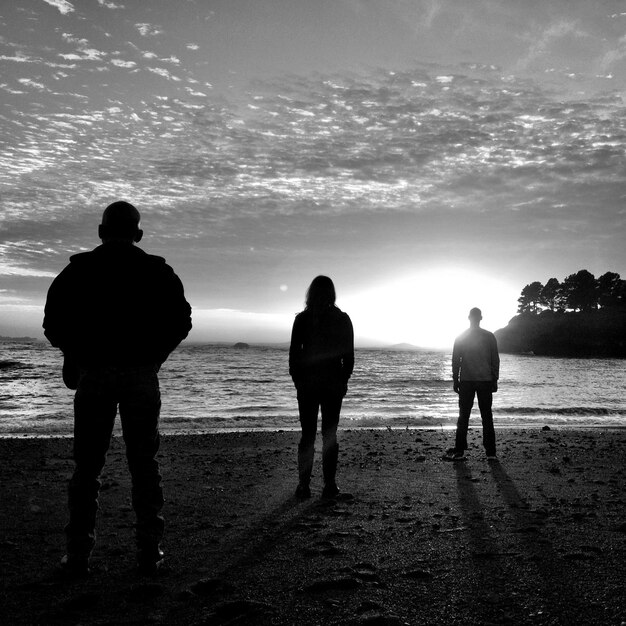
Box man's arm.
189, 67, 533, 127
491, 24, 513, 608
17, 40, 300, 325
490, 333, 500, 391
42, 266, 75, 354
451, 339, 461, 393
154, 268, 192, 364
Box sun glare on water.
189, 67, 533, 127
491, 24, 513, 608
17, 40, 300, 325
341, 268, 518, 350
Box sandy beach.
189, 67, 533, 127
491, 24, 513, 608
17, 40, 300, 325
1, 427, 624, 625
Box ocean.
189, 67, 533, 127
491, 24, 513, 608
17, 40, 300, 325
1, 340, 625, 437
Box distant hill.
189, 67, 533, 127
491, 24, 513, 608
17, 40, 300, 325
0, 335, 40, 343
495, 309, 626, 358
385, 343, 422, 351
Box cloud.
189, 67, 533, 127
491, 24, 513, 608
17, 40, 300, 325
0, 265, 57, 278
60, 33, 107, 61
0, 84, 26, 95
0, 52, 34, 63
62, 33, 86, 44
135, 23, 163, 37
60, 49, 107, 61
0, 239, 65, 279
2, 62, 625, 293
598, 33, 626, 72
17, 78, 48, 90
42, 0, 74, 15
420, 0, 445, 29
146, 66, 181, 81
97, 0, 125, 8
516, 20, 589, 71
185, 87, 208, 97
111, 58, 137, 68
9, 66, 626, 220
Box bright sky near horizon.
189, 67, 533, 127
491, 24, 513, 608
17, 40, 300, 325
2, 0, 626, 348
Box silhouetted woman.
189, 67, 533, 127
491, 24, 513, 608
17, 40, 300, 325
289, 276, 354, 499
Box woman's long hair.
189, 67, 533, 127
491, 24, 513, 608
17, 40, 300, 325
305, 275, 336, 311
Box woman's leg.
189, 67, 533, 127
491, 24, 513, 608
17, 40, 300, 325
297, 389, 319, 487
320, 390, 343, 488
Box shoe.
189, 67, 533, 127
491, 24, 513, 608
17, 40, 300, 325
321, 482, 340, 499
59, 553, 90, 577
442, 448, 465, 461
295, 483, 311, 500
137, 547, 165, 575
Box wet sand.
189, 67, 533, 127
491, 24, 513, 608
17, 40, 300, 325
1, 427, 625, 625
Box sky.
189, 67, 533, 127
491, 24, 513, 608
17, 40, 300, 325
1, 0, 626, 348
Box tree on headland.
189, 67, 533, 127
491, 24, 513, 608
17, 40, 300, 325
501, 269, 625, 358
597, 271, 625, 308
517, 281, 543, 314
560, 270, 598, 312
516, 270, 625, 314
540, 278, 561, 312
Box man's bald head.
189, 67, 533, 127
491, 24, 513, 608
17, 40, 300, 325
99, 201, 143, 242
468, 307, 482, 328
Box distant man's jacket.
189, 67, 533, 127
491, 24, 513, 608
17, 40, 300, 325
289, 306, 354, 389
43, 243, 192, 369
452, 328, 499, 383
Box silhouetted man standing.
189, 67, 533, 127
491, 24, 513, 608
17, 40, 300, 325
445, 307, 499, 461
43, 201, 192, 575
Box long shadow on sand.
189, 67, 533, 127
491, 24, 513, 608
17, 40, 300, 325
161, 482, 349, 624
487, 460, 578, 622
453, 461, 525, 619
213, 494, 314, 572
201, 484, 355, 582
452, 458, 589, 622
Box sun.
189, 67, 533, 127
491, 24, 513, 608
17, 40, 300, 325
340, 268, 519, 349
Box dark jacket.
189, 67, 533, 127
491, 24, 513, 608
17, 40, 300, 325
289, 306, 354, 389
43, 242, 192, 368
452, 327, 500, 383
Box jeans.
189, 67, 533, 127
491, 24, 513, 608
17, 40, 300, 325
296, 383, 344, 486
455, 381, 496, 456
66, 366, 163, 558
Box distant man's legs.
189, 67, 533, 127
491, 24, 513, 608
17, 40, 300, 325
320, 390, 342, 488
297, 389, 319, 488
119, 367, 163, 567
455, 382, 476, 454
475, 382, 496, 456
67, 370, 117, 563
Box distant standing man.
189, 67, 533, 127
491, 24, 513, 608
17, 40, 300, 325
444, 307, 500, 461
43, 201, 192, 575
